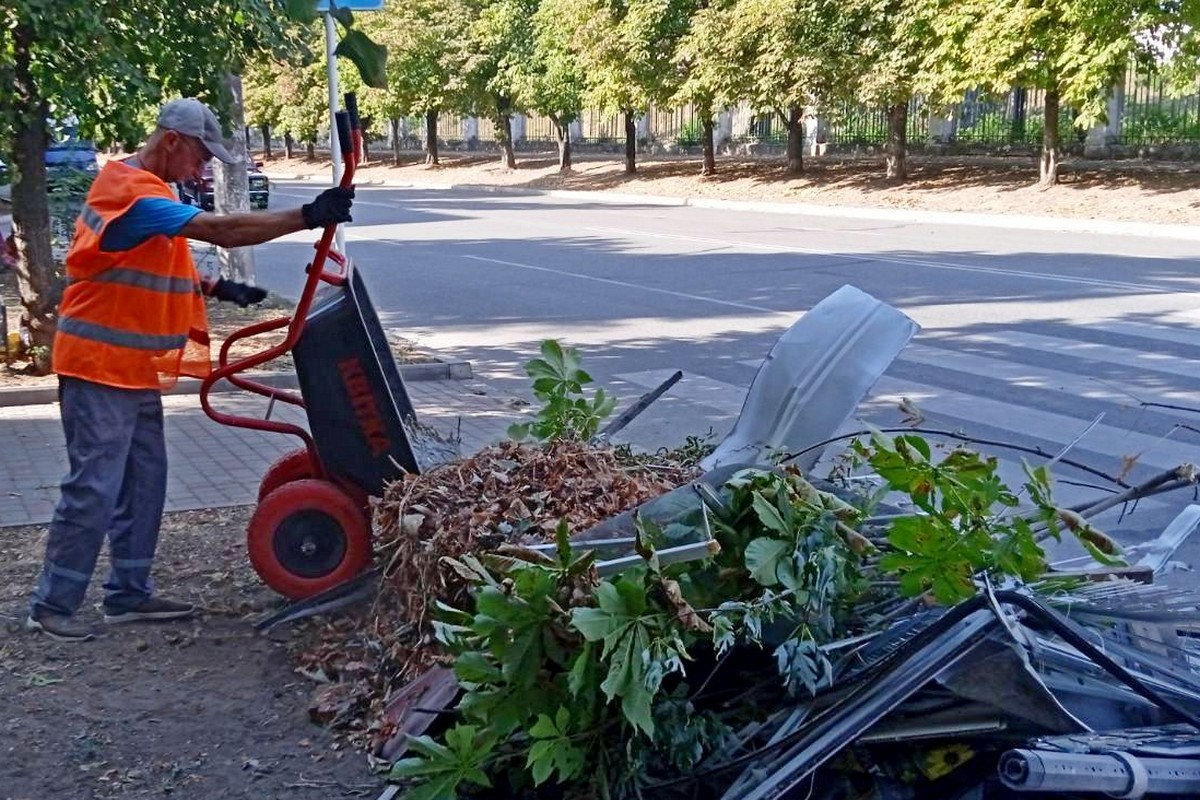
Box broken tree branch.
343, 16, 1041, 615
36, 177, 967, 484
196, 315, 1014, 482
784, 427, 1132, 488
1070, 465, 1200, 519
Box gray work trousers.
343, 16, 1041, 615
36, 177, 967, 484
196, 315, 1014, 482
30, 376, 167, 616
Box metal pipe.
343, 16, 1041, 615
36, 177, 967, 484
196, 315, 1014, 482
999, 749, 1200, 797
324, 11, 346, 255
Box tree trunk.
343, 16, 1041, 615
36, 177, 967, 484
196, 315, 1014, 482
623, 109, 637, 174
306, 141, 315, 160
243, 125, 251, 151
700, 109, 716, 176
783, 104, 804, 174
284, 132, 294, 159
885, 102, 908, 181
10, 19, 58, 372
553, 116, 572, 171
360, 118, 371, 163
391, 117, 402, 164
260, 123, 272, 159
495, 112, 516, 169
425, 109, 440, 165
212, 74, 255, 283
1040, 89, 1061, 186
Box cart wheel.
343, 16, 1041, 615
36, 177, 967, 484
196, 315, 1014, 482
248, 479, 371, 599
258, 448, 373, 513
258, 448, 316, 502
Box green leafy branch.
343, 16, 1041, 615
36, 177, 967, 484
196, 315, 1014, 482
508, 340, 617, 443
853, 430, 1124, 604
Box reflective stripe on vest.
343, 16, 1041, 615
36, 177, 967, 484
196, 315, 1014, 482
79, 204, 103, 234
58, 316, 189, 351
81, 267, 198, 294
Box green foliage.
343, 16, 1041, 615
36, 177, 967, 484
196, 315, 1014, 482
526, 707, 587, 785
516, 0, 590, 126
852, 431, 1119, 604
356, 0, 472, 123
387, 724, 498, 800
571, 571, 690, 736
416, 531, 740, 797
699, 468, 869, 695
507, 339, 617, 443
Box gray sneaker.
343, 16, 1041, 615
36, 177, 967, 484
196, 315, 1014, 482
103, 597, 195, 624
26, 609, 96, 642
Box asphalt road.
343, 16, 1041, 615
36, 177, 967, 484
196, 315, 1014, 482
254, 180, 1200, 560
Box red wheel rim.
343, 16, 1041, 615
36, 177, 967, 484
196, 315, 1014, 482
248, 479, 371, 599
258, 448, 316, 502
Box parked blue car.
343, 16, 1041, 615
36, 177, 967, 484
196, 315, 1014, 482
45, 137, 99, 184
0, 133, 98, 190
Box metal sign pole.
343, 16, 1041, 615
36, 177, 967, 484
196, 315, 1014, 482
324, 11, 346, 255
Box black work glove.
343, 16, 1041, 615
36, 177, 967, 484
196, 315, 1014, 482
301, 186, 355, 229
212, 278, 268, 308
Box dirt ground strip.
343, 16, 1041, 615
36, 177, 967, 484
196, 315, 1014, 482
0, 507, 384, 800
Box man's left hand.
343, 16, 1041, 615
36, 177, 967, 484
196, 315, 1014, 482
212, 278, 267, 308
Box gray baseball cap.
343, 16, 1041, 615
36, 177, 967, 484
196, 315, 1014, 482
156, 98, 235, 164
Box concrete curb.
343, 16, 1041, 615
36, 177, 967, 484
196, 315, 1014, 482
265, 171, 1200, 242
0, 360, 473, 408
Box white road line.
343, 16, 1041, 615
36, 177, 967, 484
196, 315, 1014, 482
585, 225, 1173, 293
461, 254, 788, 314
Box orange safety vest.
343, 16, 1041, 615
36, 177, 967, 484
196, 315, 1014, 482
53, 161, 210, 390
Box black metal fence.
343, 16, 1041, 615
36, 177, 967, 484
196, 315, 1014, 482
1121, 62, 1200, 145
578, 109, 623, 142
826, 96, 930, 145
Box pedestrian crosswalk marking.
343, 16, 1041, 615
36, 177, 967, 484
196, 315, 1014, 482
895, 343, 1197, 409
961, 330, 1200, 382
865, 375, 1198, 474
1091, 319, 1200, 349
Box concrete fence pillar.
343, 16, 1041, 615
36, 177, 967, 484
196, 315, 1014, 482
568, 120, 582, 141
928, 107, 957, 143
463, 117, 479, 149
511, 114, 527, 142
636, 114, 651, 140
804, 114, 829, 155
1085, 83, 1125, 157
717, 110, 734, 144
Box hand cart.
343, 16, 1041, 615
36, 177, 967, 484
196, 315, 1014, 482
200, 94, 425, 599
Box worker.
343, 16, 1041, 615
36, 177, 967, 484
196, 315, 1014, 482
26, 97, 354, 641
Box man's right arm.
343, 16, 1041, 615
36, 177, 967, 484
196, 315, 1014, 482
179, 186, 355, 249
179, 208, 306, 249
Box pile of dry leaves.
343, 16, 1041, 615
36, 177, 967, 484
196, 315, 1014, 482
294, 439, 699, 753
